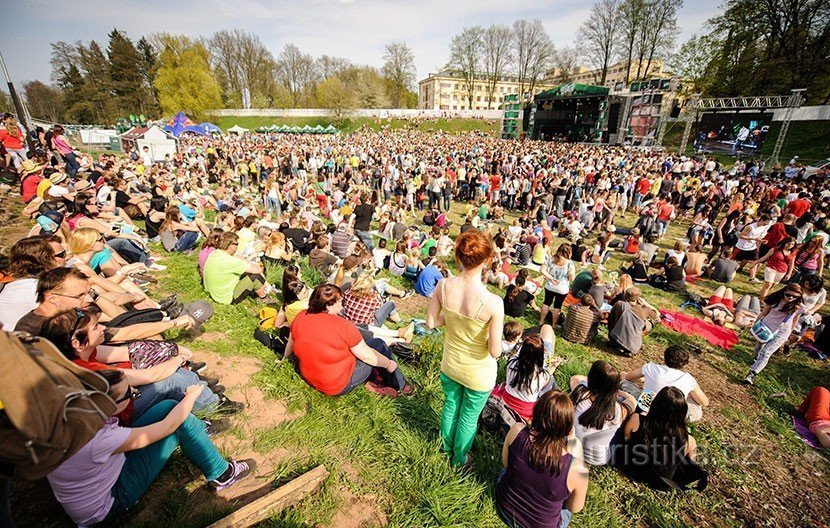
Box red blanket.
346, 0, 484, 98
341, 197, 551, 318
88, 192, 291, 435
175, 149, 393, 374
660, 309, 739, 350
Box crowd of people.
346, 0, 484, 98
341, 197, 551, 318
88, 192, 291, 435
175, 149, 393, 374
1, 111, 829, 527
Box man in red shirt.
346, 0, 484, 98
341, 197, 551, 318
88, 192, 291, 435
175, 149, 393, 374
633, 176, 652, 212
784, 192, 811, 219
655, 197, 675, 239
489, 173, 502, 205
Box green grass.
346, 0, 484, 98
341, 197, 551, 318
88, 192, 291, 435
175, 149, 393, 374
8, 200, 829, 527
209, 115, 500, 135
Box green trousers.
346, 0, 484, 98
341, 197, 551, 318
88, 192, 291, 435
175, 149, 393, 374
440, 372, 491, 466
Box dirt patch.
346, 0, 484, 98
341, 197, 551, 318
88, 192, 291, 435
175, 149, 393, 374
323, 488, 388, 528
195, 331, 226, 342
0, 199, 31, 255
395, 294, 430, 316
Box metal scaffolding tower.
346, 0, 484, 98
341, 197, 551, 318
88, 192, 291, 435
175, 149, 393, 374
770, 89, 806, 165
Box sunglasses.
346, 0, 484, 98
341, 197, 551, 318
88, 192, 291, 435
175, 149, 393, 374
784, 293, 801, 299
115, 387, 141, 404
68, 308, 89, 339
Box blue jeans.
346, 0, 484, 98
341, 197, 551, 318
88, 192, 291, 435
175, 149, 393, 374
355, 229, 374, 250
62, 151, 80, 179
108, 400, 228, 518
337, 338, 406, 394
266, 196, 282, 217
106, 238, 150, 265
132, 368, 220, 419
174, 231, 200, 252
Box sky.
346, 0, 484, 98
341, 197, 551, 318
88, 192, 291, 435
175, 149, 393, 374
1, 0, 723, 87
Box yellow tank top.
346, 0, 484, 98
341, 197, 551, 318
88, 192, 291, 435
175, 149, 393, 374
439, 282, 497, 392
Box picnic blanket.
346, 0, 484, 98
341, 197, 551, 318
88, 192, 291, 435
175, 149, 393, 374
659, 309, 739, 350
792, 416, 822, 449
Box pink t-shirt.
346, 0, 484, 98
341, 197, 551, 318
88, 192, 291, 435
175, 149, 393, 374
47, 418, 131, 526
198, 246, 216, 275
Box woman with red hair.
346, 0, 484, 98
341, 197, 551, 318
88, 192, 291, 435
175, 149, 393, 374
427, 229, 505, 467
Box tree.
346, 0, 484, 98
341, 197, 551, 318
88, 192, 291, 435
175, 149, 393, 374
137, 37, 161, 114
276, 43, 318, 106
481, 25, 513, 109
576, 0, 619, 85
632, 0, 682, 81
153, 35, 222, 120
317, 55, 351, 80
208, 29, 278, 107
616, 0, 645, 84
316, 77, 356, 116
551, 47, 580, 84
381, 42, 416, 108
107, 29, 156, 116
706, 0, 830, 104
512, 19, 554, 104
78, 40, 116, 122
23, 81, 65, 122
0, 90, 13, 114
668, 33, 721, 93
447, 26, 483, 108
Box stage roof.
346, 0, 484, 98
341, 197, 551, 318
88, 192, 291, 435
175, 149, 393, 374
535, 83, 610, 101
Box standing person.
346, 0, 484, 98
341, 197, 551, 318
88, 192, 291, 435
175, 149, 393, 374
754, 238, 796, 299
495, 391, 589, 528
655, 195, 675, 239
427, 229, 504, 467
540, 244, 576, 327
51, 125, 80, 178
745, 284, 805, 385
353, 193, 375, 250
733, 214, 772, 281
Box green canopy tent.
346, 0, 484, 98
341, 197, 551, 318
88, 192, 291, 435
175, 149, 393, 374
313, 125, 325, 134
300, 125, 312, 134
266, 125, 278, 132
256, 126, 267, 133
324, 125, 339, 134
289, 126, 301, 133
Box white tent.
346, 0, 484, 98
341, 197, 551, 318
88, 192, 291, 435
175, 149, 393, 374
121, 125, 177, 161
227, 124, 250, 135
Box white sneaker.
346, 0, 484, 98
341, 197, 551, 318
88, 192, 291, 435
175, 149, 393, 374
744, 372, 755, 385
148, 263, 167, 271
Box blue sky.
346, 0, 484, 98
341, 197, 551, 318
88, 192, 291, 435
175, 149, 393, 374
1, 0, 722, 86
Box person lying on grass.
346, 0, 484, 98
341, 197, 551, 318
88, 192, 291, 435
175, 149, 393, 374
796, 386, 830, 448
47, 369, 255, 527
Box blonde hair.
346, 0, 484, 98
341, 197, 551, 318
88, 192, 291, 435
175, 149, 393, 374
617, 273, 633, 293
265, 231, 286, 252
68, 227, 101, 255
348, 272, 377, 298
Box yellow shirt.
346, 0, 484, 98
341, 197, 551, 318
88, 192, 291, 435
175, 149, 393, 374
286, 299, 309, 325
440, 284, 496, 392
36, 179, 52, 200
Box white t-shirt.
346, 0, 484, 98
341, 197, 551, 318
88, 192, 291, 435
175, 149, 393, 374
0, 278, 39, 330
638, 362, 697, 413
735, 223, 770, 251
573, 394, 624, 466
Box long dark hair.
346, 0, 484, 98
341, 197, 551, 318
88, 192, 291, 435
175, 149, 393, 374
281, 264, 301, 293
507, 274, 526, 302
639, 386, 689, 471
571, 360, 620, 430
775, 284, 803, 315
527, 390, 574, 474
508, 334, 545, 394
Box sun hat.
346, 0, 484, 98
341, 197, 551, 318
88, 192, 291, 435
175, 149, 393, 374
49, 172, 68, 185
20, 159, 44, 176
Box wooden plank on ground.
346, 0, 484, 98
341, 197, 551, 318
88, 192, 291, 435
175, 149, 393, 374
207, 465, 329, 528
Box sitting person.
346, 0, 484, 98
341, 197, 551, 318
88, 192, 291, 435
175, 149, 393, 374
622, 345, 709, 422
46, 369, 255, 526
611, 386, 699, 490
262, 230, 295, 268
491, 326, 558, 423
273, 278, 310, 329
309, 235, 340, 276
330, 255, 361, 290
372, 238, 391, 269
0, 235, 65, 329
198, 228, 224, 277
562, 294, 601, 345
607, 287, 659, 357
485, 260, 510, 289
623, 228, 641, 254
495, 390, 589, 528
415, 259, 447, 297
701, 285, 735, 326
569, 361, 637, 466
649, 256, 686, 292
158, 205, 206, 253
203, 231, 273, 304
622, 250, 650, 283
341, 272, 415, 343
41, 308, 244, 423
684, 244, 707, 277
503, 274, 539, 318
706, 249, 738, 283
285, 283, 411, 397
796, 386, 830, 448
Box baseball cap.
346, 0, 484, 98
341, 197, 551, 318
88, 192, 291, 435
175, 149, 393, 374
183, 301, 214, 331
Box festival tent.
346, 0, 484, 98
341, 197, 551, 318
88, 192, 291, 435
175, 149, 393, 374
301, 125, 313, 133
199, 122, 222, 134
164, 111, 213, 137
227, 124, 250, 135
270, 125, 282, 132
256, 126, 268, 133
289, 126, 301, 133
324, 125, 339, 134
278, 125, 289, 133
121, 125, 177, 161
313, 125, 325, 134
